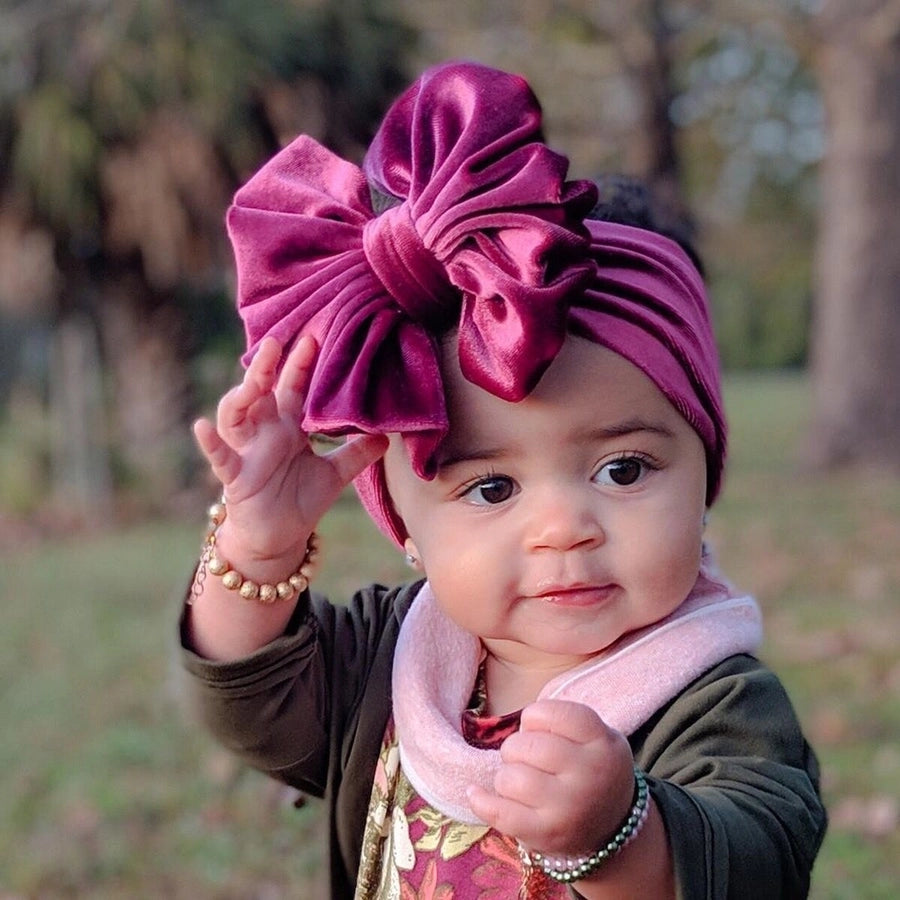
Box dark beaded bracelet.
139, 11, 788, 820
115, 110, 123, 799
519, 767, 650, 884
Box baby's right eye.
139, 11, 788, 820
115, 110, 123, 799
460, 475, 517, 506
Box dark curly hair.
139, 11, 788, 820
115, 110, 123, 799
588, 174, 704, 277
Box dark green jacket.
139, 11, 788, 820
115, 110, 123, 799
180, 581, 826, 899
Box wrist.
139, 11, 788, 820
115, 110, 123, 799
519, 767, 650, 886
213, 518, 312, 583
190, 498, 319, 606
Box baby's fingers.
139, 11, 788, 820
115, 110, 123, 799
467, 784, 538, 840
218, 338, 282, 437
519, 700, 606, 743
193, 417, 241, 486
274, 334, 317, 422
324, 434, 390, 487
467, 783, 506, 829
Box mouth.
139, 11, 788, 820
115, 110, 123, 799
530, 583, 617, 608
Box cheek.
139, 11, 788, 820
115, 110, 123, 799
676, 522, 705, 575
631, 493, 705, 596
410, 518, 482, 580
657, 517, 705, 600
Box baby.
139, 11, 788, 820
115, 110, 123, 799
181, 61, 826, 899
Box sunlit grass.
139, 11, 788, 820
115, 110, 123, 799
1, 371, 898, 897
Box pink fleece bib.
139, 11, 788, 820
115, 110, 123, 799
392, 570, 762, 824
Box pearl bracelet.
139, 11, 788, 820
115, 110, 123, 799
519, 767, 650, 885
189, 498, 319, 605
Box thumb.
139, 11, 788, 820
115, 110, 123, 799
325, 433, 389, 486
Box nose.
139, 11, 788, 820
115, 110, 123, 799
525, 484, 605, 553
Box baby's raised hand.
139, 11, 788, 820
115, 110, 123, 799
193, 335, 388, 561
467, 699, 635, 858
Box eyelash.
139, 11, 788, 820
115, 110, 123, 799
455, 470, 517, 506
593, 452, 660, 487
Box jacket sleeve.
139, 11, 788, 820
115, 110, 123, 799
631, 655, 827, 900
177, 581, 416, 798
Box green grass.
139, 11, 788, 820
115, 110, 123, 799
1, 371, 898, 897
710, 372, 900, 899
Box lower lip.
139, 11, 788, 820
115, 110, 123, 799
533, 586, 616, 608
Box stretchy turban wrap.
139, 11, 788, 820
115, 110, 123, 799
578, 219, 727, 507
227, 60, 726, 548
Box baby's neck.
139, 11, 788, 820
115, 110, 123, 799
481, 651, 584, 716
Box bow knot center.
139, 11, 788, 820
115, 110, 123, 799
363, 203, 458, 329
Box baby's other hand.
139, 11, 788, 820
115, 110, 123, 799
467, 699, 635, 857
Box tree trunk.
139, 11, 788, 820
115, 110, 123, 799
808, 1, 900, 469
621, 0, 694, 236
99, 271, 197, 510
48, 312, 115, 527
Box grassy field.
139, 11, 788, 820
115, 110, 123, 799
1, 370, 898, 898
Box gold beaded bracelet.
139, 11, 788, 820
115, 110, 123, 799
189, 497, 319, 605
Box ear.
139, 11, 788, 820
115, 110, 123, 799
403, 538, 424, 571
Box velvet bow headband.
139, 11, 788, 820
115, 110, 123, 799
227, 60, 726, 547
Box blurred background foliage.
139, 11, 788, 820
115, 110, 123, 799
1, 0, 414, 525
1, 0, 898, 528
1, 0, 899, 896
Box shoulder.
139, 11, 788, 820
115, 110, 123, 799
303, 579, 425, 708
308, 578, 423, 647
634, 655, 827, 897
635, 654, 811, 766
654, 654, 794, 723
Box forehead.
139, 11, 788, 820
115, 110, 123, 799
438, 334, 686, 446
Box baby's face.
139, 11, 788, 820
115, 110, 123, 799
383, 335, 708, 673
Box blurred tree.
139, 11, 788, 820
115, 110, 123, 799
0, 0, 413, 518
567, 1, 691, 233
807, 0, 900, 470
656, 0, 823, 370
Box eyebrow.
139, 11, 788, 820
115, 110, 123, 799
436, 445, 506, 472
586, 418, 676, 441
436, 418, 676, 471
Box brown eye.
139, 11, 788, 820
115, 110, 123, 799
463, 476, 517, 505
595, 457, 652, 487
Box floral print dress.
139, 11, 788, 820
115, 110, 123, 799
355, 675, 563, 900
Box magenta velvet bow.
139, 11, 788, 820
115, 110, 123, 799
227, 61, 598, 481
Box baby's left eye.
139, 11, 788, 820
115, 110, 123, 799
594, 456, 654, 487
